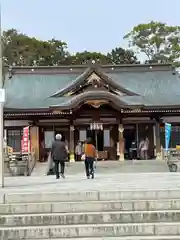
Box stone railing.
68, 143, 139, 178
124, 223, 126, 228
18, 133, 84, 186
166, 149, 180, 172
8, 152, 36, 176
4, 153, 11, 176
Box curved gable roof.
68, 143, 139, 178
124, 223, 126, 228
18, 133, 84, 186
50, 90, 143, 110
50, 67, 138, 97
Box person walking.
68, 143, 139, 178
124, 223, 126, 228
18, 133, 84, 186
139, 137, 149, 160
75, 141, 82, 161
51, 134, 68, 179
131, 140, 137, 160
83, 137, 97, 179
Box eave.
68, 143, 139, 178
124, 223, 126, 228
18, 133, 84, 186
49, 90, 143, 110
4, 107, 72, 117
121, 108, 180, 114
4, 111, 72, 118
4, 108, 180, 118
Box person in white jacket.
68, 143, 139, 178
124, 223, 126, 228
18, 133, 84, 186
139, 137, 149, 160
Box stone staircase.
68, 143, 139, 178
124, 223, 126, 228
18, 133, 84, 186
32, 160, 169, 176
1, 188, 180, 239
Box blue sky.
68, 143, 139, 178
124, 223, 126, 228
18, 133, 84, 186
1, 0, 180, 55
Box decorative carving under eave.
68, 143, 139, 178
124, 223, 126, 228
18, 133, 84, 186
85, 100, 108, 108
87, 73, 103, 88
121, 108, 142, 113
52, 109, 62, 115
87, 72, 101, 83
88, 78, 102, 88
64, 91, 74, 97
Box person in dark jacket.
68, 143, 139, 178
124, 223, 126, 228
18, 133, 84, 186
51, 134, 68, 179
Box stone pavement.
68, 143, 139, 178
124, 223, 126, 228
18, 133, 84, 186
0, 160, 170, 192
32, 159, 169, 176
0, 170, 180, 195
0, 160, 174, 194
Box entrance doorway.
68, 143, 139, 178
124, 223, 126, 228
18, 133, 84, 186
123, 125, 136, 159
87, 129, 104, 151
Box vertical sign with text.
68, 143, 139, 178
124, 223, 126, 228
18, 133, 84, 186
21, 126, 30, 152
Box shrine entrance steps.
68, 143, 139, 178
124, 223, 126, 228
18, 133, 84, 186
0, 172, 180, 239
32, 159, 169, 176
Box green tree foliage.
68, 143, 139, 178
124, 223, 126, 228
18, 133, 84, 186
2, 29, 69, 66
68, 51, 109, 65
68, 49, 138, 65
124, 21, 180, 64
107, 47, 138, 64
2, 28, 139, 66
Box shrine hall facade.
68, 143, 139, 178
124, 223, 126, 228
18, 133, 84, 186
3, 63, 180, 161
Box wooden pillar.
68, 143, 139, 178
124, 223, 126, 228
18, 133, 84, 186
110, 126, 116, 160
3, 129, 7, 155
30, 126, 39, 161
110, 128, 114, 147
136, 124, 139, 148
155, 121, 162, 160
118, 124, 124, 161
69, 125, 75, 162
110, 126, 114, 159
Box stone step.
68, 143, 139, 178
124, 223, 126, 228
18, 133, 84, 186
4, 189, 180, 204
1, 222, 180, 239
32, 160, 169, 176
24, 237, 180, 240
1, 210, 180, 226
1, 199, 180, 214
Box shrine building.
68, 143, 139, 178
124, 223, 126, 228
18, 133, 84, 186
3, 62, 180, 161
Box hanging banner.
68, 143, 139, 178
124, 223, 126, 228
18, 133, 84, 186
165, 123, 172, 150
21, 126, 30, 152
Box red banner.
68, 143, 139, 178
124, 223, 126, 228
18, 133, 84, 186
21, 126, 30, 152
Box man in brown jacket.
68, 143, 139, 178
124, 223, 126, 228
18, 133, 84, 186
83, 137, 97, 179
51, 134, 68, 179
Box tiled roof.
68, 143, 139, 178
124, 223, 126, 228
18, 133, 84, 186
4, 64, 180, 110
4, 74, 78, 109
108, 71, 180, 97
